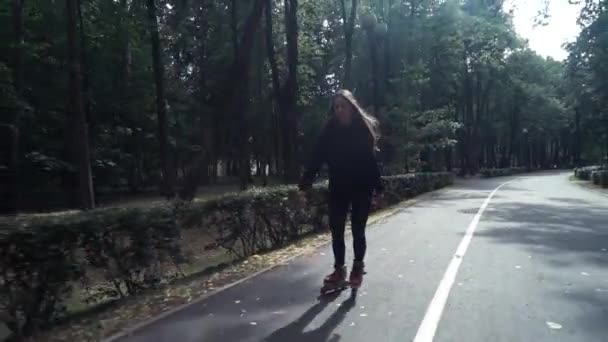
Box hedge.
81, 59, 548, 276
591, 170, 608, 188
0, 172, 453, 337
574, 165, 603, 181
479, 167, 529, 178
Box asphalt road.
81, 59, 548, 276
112, 171, 608, 342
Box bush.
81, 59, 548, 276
574, 165, 602, 180
0, 172, 453, 335
592, 171, 600, 185
592, 170, 608, 188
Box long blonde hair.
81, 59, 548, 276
331, 89, 381, 151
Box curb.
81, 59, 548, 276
102, 189, 442, 341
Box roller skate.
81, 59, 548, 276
349, 261, 365, 289
320, 265, 348, 295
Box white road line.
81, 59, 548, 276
413, 181, 511, 342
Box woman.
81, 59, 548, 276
298, 89, 384, 290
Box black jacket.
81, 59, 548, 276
299, 118, 383, 193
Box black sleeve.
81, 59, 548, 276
298, 123, 330, 190
369, 145, 384, 194
363, 126, 384, 194
372, 158, 384, 194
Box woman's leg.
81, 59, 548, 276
350, 189, 373, 263
329, 190, 349, 267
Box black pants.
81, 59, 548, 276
329, 188, 373, 267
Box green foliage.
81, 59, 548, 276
564, 1, 608, 164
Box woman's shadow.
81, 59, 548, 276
263, 291, 358, 342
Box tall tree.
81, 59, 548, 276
265, 0, 300, 183
231, 0, 239, 59
66, 0, 95, 209
339, 0, 358, 89
283, 0, 300, 182
146, 0, 175, 198
176, 0, 213, 199
3, 0, 25, 213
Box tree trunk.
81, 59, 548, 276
384, 0, 393, 91
444, 146, 452, 172
117, 0, 140, 193
266, 0, 299, 183
368, 31, 380, 114
76, 0, 93, 128
66, 0, 95, 209
12, 0, 24, 114
339, 0, 357, 89
179, 1, 211, 199
0, 125, 18, 214
146, 0, 175, 198
231, 0, 239, 59
265, 0, 282, 175
574, 107, 581, 166
5, 0, 25, 214
282, 0, 300, 183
